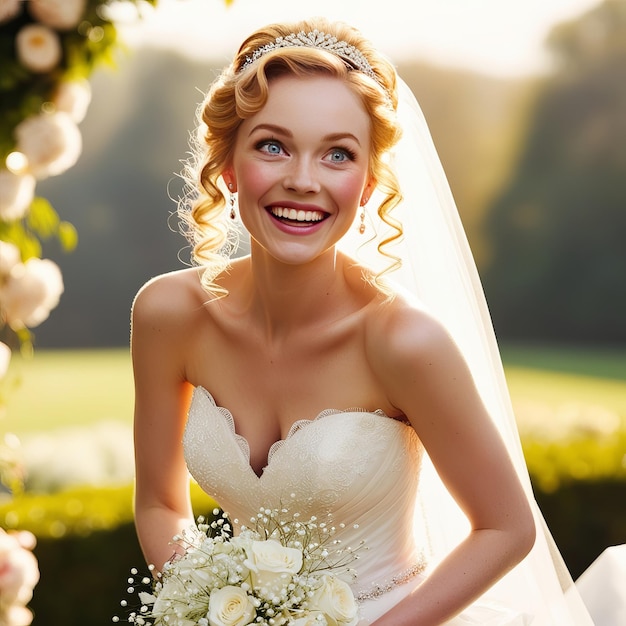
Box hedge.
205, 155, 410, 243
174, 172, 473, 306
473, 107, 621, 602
0, 443, 625, 625
0, 483, 217, 625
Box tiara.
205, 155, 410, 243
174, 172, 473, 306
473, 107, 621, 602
239, 29, 379, 84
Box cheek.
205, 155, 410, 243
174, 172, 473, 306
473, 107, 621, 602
335, 173, 368, 209
237, 161, 274, 200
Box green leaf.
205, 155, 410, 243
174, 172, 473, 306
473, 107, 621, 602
58, 221, 79, 252
16, 231, 43, 261
26, 196, 60, 239
0, 221, 41, 260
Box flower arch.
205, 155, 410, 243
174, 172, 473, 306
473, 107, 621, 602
0, 2, 210, 622
0, 0, 162, 361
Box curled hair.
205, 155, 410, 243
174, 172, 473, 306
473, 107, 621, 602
179, 17, 404, 294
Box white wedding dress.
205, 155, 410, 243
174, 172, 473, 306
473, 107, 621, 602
176, 72, 607, 624
183, 386, 534, 625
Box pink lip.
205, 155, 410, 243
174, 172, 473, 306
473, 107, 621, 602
265, 201, 330, 236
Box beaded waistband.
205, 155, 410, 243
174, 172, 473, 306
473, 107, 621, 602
355, 558, 427, 602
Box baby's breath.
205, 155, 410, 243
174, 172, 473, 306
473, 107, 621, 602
114, 505, 362, 625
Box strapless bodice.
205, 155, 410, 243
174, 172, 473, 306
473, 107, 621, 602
183, 387, 534, 625
183, 386, 425, 611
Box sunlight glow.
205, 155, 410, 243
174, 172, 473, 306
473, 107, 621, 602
118, 0, 602, 77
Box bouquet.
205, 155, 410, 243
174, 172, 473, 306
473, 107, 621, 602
117, 507, 362, 626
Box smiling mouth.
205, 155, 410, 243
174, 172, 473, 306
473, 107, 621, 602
269, 206, 328, 225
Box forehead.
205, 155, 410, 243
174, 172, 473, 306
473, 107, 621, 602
240, 74, 371, 141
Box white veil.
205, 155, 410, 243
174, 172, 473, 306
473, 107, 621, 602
340, 79, 593, 624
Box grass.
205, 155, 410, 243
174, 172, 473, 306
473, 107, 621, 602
2, 349, 134, 433
1, 345, 625, 436
501, 343, 626, 381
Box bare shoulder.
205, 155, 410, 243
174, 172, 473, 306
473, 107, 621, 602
131, 267, 207, 331
366, 293, 454, 367
365, 292, 469, 409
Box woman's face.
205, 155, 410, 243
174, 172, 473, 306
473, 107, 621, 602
225, 74, 373, 266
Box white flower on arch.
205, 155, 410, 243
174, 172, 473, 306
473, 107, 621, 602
0, 170, 35, 222
53, 79, 92, 123
15, 23, 62, 73
0, 241, 21, 278
15, 112, 82, 179
0, 0, 21, 24
28, 0, 87, 31
0, 258, 64, 329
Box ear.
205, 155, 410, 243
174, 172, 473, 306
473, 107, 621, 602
221, 168, 237, 193
360, 178, 376, 206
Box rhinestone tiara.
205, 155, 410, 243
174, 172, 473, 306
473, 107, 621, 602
239, 29, 379, 84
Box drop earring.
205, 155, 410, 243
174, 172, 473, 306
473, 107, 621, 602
359, 194, 369, 234
359, 209, 366, 234
228, 183, 236, 219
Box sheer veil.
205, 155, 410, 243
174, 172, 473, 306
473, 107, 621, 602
340, 79, 593, 624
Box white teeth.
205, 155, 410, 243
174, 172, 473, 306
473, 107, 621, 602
271, 207, 325, 222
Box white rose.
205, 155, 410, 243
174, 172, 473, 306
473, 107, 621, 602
151, 575, 190, 618
0, 342, 10, 380
308, 575, 358, 626
0, 0, 21, 24
244, 539, 303, 594
15, 112, 82, 179
16, 24, 62, 73
28, 0, 86, 30
0, 241, 21, 278
0, 529, 40, 608
208, 586, 256, 626
53, 79, 92, 123
0, 258, 64, 329
0, 169, 35, 221
1, 603, 34, 626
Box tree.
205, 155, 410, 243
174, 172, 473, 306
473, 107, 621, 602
483, 0, 626, 344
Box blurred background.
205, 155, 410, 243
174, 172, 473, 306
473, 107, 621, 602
1, 0, 625, 623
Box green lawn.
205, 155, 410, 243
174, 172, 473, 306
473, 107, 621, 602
1, 345, 625, 436
501, 343, 626, 381
2, 349, 134, 433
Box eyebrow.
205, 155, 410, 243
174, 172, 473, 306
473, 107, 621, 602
248, 123, 361, 146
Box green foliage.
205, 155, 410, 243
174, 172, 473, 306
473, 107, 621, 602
0, 0, 158, 358
0, 482, 216, 539
0, 197, 78, 261
483, 0, 626, 344
534, 480, 626, 579
0, 0, 157, 160
524, 432, 626, 492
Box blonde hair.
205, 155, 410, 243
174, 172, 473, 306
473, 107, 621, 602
179, 17, 404, 294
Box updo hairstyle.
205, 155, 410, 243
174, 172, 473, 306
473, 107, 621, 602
180, 17, 403, 293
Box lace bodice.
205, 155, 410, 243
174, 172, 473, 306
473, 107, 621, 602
183, 387, 424, 615
183, 387, 530, 625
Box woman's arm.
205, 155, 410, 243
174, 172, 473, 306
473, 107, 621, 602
369, 303, 536, 625
131, 274, 196, 572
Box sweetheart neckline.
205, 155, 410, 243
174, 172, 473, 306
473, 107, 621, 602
193, 385, 391, 428
190, 385, 403, 478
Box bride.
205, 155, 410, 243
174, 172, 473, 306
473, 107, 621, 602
131, 17, 594, 624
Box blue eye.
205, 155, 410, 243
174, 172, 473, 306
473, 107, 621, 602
258, 140, 283, 155
328, 148, 356, 163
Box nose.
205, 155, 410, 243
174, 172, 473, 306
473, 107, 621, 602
283, 156, 321, 194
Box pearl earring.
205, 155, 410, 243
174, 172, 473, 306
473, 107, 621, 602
228, 183, 236, 220
359, 194, 369, 234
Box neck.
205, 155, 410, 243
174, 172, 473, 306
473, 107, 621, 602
242, 245, 347, 340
